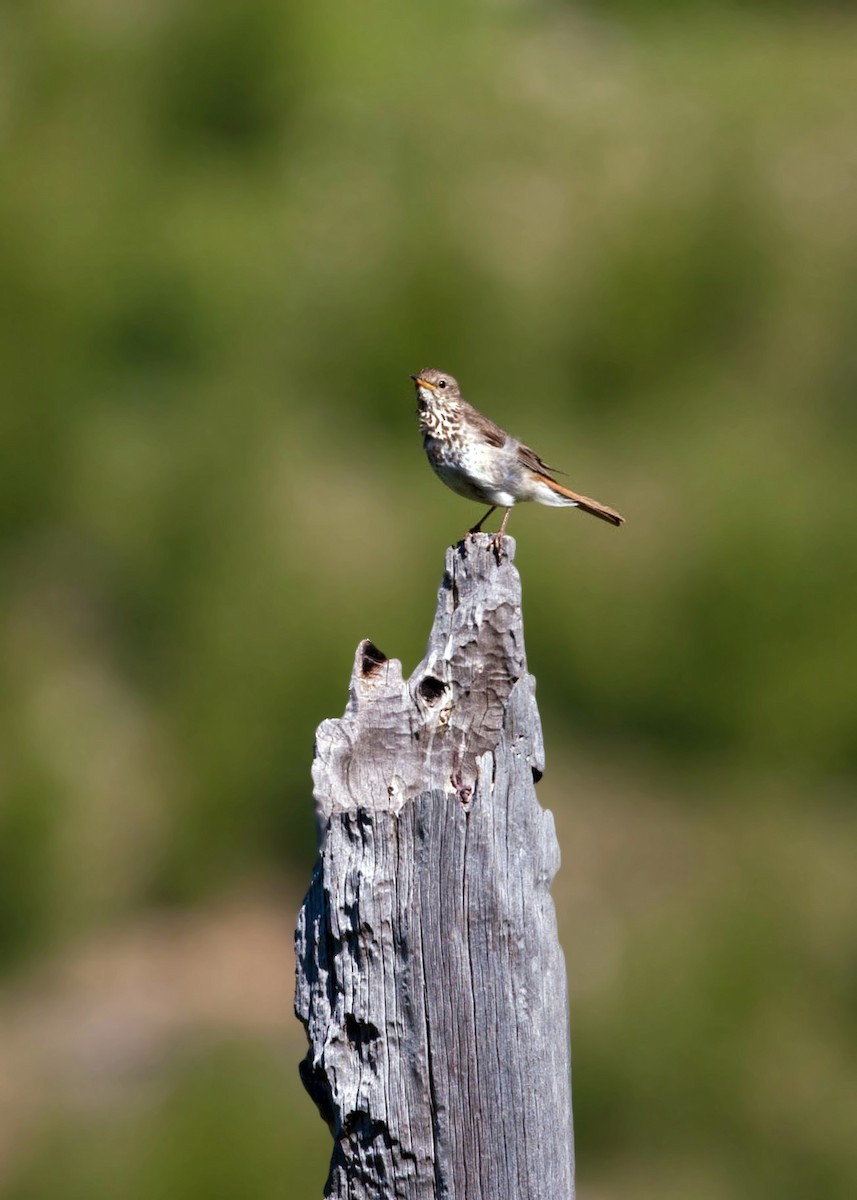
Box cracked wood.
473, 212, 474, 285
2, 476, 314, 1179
295, 534, 575, 1199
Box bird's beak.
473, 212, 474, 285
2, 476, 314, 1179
412, 375, 436, 391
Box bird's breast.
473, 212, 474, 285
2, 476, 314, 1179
423, 433, 522, 506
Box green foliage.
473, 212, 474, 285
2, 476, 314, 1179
573, 839, 857, 1198
0, 765, 57, 969
3, 1042, 330, 1200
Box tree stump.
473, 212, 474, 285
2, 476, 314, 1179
295, 534, 574, 1199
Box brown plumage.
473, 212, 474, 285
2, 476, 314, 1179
532, 475, 624, 526
412, 368, 625, 541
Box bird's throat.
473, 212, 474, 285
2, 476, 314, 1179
419, 401, 459, 440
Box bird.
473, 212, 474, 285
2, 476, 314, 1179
411, 368, 624, 542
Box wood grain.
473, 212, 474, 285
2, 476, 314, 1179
295, 534, 574, 1198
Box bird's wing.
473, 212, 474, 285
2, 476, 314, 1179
467, 407, 510, 449
517, 442, 566, 477
467, 402, 568, 475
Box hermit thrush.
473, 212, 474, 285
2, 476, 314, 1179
412, 368, 624, 540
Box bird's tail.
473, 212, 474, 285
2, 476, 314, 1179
535, 475, 624, 526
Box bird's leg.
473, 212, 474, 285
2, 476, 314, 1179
490, 508, 513, 560
467, 505, 496, 536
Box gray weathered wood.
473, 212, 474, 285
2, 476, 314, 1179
295, 534, 574, 1199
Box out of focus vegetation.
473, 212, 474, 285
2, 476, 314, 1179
1, 1, 855, 1197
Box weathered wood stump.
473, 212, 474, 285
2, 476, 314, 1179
295, 534, 574, 1199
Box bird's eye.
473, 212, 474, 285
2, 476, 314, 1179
438, 379, 447, 389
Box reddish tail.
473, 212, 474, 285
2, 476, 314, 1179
538, 475, 624, 526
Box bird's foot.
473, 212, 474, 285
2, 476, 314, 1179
489, 531, 507, 563
489, 508, 512, 561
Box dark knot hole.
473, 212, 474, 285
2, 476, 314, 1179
361, 641, 387, 676
418, 675, 446, 704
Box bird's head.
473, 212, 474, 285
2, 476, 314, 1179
411, 369, 461, 429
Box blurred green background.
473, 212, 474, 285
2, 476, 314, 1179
1, 0, 856, 1196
